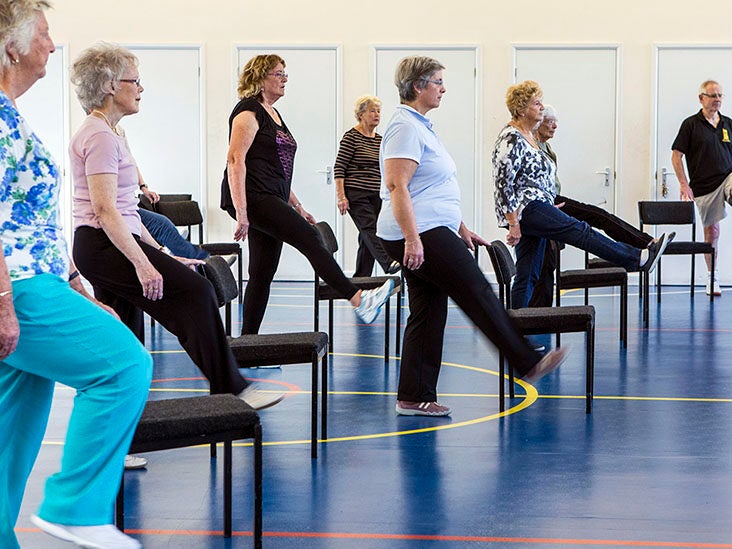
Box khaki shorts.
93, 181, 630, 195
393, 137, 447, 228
694, 172, 732, 227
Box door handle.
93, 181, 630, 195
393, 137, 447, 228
660, 167, 675, 198
595, 167, 611, 187
316, 166, 333, 185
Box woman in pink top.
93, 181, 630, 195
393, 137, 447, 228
69, 43, 282, 411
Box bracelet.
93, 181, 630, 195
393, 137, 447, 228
0, 289, 11, 297
293, 202, 302, 209
68, 270, 80, 282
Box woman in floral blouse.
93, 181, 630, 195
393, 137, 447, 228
493, 80, 672, 309
0, 2, 151, 548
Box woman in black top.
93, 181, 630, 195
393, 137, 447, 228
222, 54, 394, 334
334, 95, 399, 276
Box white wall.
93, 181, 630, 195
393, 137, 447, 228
44, 0, 729, 269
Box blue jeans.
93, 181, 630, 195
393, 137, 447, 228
139, 208, 209, 260
512, 200, 642, 308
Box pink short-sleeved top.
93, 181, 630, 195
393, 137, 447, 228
70, 116, 142, 235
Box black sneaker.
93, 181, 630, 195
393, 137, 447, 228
641, 232, 674, 273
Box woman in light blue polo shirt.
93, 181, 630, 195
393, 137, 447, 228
377, 56, 569, 417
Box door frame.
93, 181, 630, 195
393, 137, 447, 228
651, 44, 732, 201
511, 43, 623, 214
370, 44, 482, 233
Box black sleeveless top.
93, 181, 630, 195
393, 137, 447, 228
220, 96, 297, 210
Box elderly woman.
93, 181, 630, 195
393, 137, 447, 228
0, 4, 151, 548
377, 57, 568, 417
494, 80, 671, 309
69, 44, 280, 411
221, 54, 393, 334
334, 95, 399, 276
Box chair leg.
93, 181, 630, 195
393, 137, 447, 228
384, 296, 390, 365
321, 352, 328, 441
254, 424, 263, 549
498, 351, 505, 412
643, 270, 649, 328
586, 325, 595, 414
621, 282, 628, 347
328, 300, 334, 353
710, 251, 715, 303
224, 440, 232, 537
311, 349, 319, 459
115, 474, 124, 530
657, 258, 662, 304
508, 363, 515, 398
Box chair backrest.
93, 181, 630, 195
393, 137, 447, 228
638, 201, 695, 226
313, 221, 339, 254
200, 255, 239, 307
158, 193, 193, 202
155, 200, 204, 227
486, 240, 517, 307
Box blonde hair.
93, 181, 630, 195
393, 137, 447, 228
71, 43, 138, 112
237, 54, 286, 99
354, 94, 381, 121
505, 80, 543, 119
394, 56, 445, 103
0, 0, 51, 68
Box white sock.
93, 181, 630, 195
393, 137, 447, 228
640, 249, 649, 265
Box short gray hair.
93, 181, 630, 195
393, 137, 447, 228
354, 94, 381, 121
699, 80, 720, 95
0, 0, 51, 68
71, 43, 138, 112
543, 104, 558, 120
394, 56, 445, 103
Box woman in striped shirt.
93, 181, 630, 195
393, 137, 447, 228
334, 95, 400, 276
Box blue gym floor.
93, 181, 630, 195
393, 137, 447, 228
14, 281, 732, 548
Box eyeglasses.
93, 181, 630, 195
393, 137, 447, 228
420, 78, 444, 87
119, 78, 142, 87
267, 71, 288, 80
702, 92, 724, 99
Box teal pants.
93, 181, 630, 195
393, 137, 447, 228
0, 274, 152, 548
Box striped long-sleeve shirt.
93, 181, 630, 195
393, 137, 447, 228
333, 127, 382, 192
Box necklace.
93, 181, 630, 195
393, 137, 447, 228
510, 121, 538, 148
91, 110, 120, 136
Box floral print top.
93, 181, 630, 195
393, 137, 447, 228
0, 91, 68, 281
492, 125, 556, 228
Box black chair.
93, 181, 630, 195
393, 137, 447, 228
115, 394, 262, 546
486, 241, 596, 413
200, 256, 329, 458
555, 246, 628, 347
313, 221, 403, 364
638, 201, 714, 326
153, 198, 243, 304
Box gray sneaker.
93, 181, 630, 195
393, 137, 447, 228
124, 454, 148, 470
238, 385, 285, 410
396, 401, 452, 416
355, 279, 395, 323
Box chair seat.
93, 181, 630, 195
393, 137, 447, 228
559, 267, 627, 289
663, 241, 713, 255
131, 394, 260, 453
228, 332, 329, 367
508, 305, 595, 334
317, 275, 401, 300
202, 242, 241, 256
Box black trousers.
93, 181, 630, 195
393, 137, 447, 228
227, 192, 359, 335
344, 187, 392, 276
381, 227, 540, 402
73, 226, 248, 395
528, 196, 654, 307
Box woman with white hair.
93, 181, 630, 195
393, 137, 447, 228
378, 57, 569, 416
69, 44, 283, 411
0, 3, 151, 547
334, 95, 399, 276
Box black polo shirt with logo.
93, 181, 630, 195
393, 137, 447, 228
671, 109, 732, 197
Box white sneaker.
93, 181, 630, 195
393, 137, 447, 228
238, 385, 285, 410
707, 274, 722, 296
31, 514, 140, 549
123, 455, 147, 470
354, 279, 395, 324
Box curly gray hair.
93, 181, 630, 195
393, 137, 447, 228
394, 56, 445, 103
71, 43, 138, 112
0, 0, 51, 68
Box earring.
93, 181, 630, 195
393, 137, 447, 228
10, 57, 19, 65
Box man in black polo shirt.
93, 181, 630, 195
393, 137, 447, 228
671, 80, 732, 296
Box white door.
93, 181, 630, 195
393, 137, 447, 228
119, 47, 204, 205
17, 46, 70, 239
236, 46, 340, 280
514, 46, 619, 270
654, 46, 732, 285
373, 47, 479, 232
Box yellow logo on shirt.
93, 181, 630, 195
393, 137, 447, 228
723, 128, 730, 142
